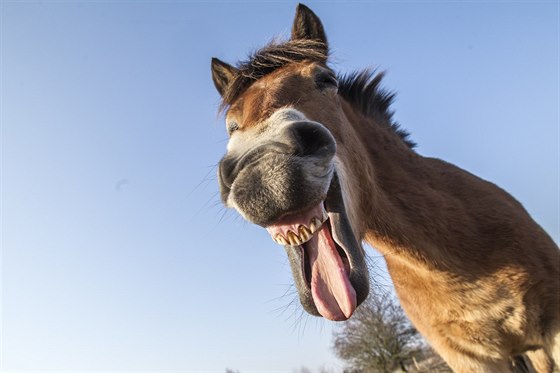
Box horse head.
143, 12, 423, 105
211, 5, 371, 321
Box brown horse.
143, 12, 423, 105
210, 4, 559, 372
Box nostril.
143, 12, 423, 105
290, 121, 336, 157
219, 157, 236, 189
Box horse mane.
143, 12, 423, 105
337, 70, 416, 149
220, 39, 415, 149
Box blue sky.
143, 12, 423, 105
2, 1, 558, 372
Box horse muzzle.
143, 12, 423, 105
218, 117, 337, 226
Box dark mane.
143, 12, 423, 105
338, 70, 416, 149
220, 39, 415, 149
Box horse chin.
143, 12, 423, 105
268, 172, 370, 321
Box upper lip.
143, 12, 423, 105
220, 142, 295, 190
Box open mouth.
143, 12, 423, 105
265, 174, 360, 321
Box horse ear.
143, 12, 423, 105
291, 4, 328, 46
211, 58, 238, 97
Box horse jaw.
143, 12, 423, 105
269, 172, 369, 320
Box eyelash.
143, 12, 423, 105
227, 122, 239, 135
315, 71, 338, 90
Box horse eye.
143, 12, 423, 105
227, 121, 240, 135
315, 71, 338, 90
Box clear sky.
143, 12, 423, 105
2, 1, 558, 372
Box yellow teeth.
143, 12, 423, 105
274, 234, 287, 245
309, 217, 322, 233
271, 212, 329, 246
299, 225, 312, 242
287, 231, 302, 246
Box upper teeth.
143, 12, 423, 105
272, 210, 328, 246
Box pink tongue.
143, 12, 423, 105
307, 224, 357, 321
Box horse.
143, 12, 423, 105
210, 4, 559, 372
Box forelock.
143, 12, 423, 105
219, 39, 328, 113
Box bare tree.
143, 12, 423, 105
293, 367, 336, 373
292, 368, 313, 373
333, 287, 426, 373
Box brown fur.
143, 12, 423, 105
211, 5, 560, 372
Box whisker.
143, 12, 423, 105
218, 207, 232, 224
185, 163, 218, 200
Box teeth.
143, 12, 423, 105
287, 231, 302, 246
309, 217, 322, 233
274, 234, 287, 245
299, 225, 311, 242
270, 211, 330, 246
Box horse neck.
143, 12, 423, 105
339, 100, 458, 266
